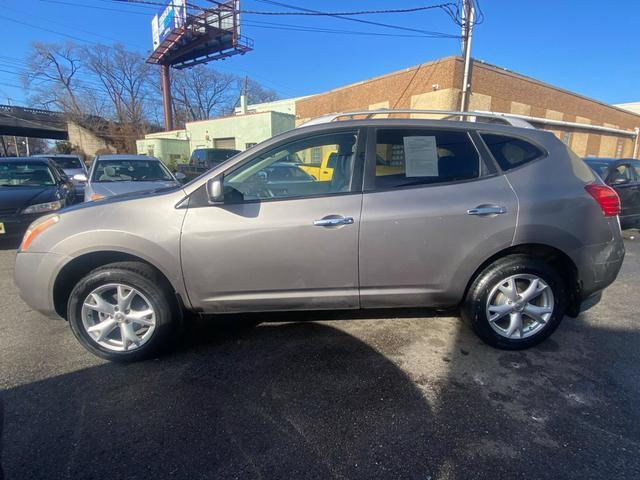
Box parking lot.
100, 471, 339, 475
0, 232, 638, 479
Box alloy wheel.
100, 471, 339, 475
485, 274, 554, 340
81, 283, 157, 352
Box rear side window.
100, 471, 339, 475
373, 129, 480, 189
481, 134, 544, 171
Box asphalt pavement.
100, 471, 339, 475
1, 232, 639, 479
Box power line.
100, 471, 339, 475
0, 13, 106, 46
4, 4, 147, 50
249, 0, 460, 37
38, 0, 155, 15
243, 19, 458, 39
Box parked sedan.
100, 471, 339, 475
34, 154, 88, 202
584, 157, 640, 229
0, 157, 74, 243
83, 154, 183, 202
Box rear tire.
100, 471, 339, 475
462, 254, 567, 350
67, 261, 181, 362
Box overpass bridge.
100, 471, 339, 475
0, 104, 68, 140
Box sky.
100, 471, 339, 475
1, 0, 639, 107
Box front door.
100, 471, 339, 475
358, 127, 518, 308
181, 129, 365, 313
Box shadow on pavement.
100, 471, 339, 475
2, 310, 640, 479
1, 320, 441, 479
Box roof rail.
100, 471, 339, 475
298, 109, 536, 129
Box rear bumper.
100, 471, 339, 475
571, 237, 625, 301
579, 290, 602, 313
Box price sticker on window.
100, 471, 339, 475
404, 136, 439, 177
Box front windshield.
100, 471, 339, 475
52, 157, 82, 169
92, 159, 173, 182
0, 163, 55, 187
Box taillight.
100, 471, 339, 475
585, 184, 621, 217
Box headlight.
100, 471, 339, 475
20, 215, 59, 251
22, 200, 62, 214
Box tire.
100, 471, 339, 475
462, 254, 568, 350
67, 261, 181, 362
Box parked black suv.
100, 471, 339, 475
177, 148, 241, 181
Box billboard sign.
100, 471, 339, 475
151, 0, 186, 51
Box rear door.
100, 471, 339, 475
358, 126, 518, 308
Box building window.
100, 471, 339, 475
311, 147, 322, 165
245, 142, 257, 150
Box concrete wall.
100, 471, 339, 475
296, 56, 640, 158
67, 122, 116, 160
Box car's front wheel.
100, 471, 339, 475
67, 261, 180, 362
462, 255, 568, 349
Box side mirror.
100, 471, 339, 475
612, 176, 630, 185
73, 173, 88, 183
174, 171, 186, 182
206, 176, 224, 203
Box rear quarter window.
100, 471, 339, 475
481, 134, 544, 171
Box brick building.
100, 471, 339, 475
296, 56, 640, 159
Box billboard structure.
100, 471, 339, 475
147, 1, 253, 130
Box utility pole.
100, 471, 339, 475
160, 64, 174, 131
459, 0, 475, 112
25, 137, 30, 156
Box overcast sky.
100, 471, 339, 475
2, 0, 639, 107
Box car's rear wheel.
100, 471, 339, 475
462, 254, 567, 349
67, 261, 180, 362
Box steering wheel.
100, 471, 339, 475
244, 170, 275, 198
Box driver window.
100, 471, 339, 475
223, 131, 358, 202
610, 164, 633, 183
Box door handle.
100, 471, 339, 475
313, 216, 355, 226
467, 206, 507, 216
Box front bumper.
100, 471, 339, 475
14, 251, 66, 319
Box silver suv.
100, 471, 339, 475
14, 114, 625, 361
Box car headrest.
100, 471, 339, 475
104, 166, 116, 176
337, 143, 355, 156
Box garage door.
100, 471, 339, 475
214, 137, 236, 149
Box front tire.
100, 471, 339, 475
462, 255, 567, 350
67, 261, 180, 362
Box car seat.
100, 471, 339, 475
329, 143, 355, 193
99, 166, 117, 181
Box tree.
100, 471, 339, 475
83, 44, 153, 127
83, 44, 155, 150
23, 42, 87, 116
242, 77, 279, 105
171, 65, 237, 124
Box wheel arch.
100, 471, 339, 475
52, 250, 184, 319
462, 243, 581, 317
